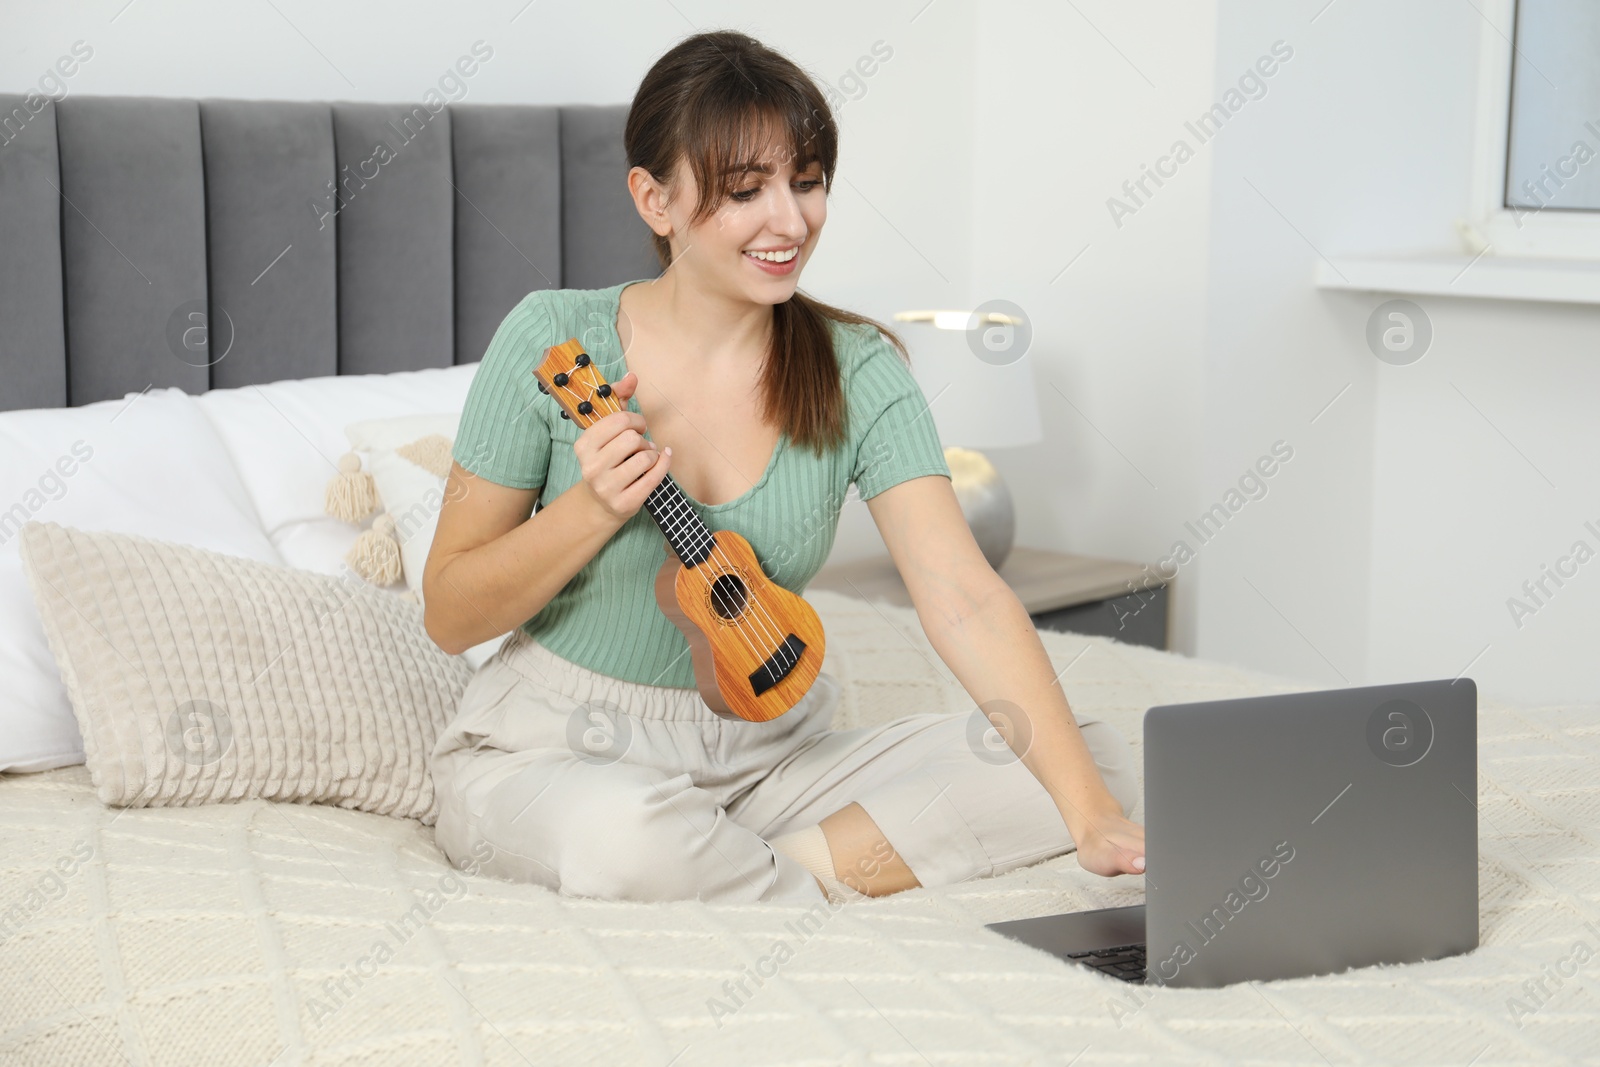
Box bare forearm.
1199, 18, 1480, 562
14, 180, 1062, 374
921, 581, 1124, 842
425, 484, 624, 654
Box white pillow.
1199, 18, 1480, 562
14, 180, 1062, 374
0, 388, 282, 773
344, 412, 509, 670
194, 364, 480, 576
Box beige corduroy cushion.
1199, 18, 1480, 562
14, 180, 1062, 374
17, 520, 474, 824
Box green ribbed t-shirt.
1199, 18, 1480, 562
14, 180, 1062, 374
451, 279, 952, 688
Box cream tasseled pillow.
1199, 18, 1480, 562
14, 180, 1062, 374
17, 520, 474, 824
319, 412, 464, 603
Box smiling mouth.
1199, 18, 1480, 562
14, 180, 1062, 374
743, 246, 799, 263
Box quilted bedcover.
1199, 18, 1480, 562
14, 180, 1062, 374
2, 588, 1597, 1066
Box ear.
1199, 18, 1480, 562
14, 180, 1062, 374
627, 165, 673, 238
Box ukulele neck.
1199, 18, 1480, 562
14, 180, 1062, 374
645, 475, 717, 566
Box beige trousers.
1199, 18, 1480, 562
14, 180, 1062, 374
428, 626, 1139, 905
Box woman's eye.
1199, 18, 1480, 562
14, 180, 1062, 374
731, 178, 821, 202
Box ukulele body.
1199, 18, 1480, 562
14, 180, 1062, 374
653, 530, 825, 723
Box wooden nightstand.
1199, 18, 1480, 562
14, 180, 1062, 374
808, 546, 1170, 650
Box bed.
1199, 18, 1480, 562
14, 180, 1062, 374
3, 92, 1598, 1066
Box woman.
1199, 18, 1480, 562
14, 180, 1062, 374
422, 29, 1146, 905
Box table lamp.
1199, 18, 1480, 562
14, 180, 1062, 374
892, 308, 1043, 571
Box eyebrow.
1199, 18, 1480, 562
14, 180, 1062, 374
724, 153, 821, 176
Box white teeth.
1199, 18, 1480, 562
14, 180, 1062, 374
745, 247, 797, 263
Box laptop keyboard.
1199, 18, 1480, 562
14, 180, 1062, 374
1066, 942, 1147, 982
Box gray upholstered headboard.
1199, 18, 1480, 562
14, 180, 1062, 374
0, 94, 658, 411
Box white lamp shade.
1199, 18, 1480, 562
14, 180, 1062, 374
898, 316, 1043, 451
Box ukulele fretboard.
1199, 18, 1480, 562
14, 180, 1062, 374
645, 476, 717, 567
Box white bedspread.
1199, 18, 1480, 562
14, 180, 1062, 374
2, 589, 1597, 1066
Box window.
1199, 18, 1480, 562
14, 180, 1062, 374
1470, 0, 1600, 256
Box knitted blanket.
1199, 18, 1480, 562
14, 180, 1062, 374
2, 588, 1595, 1066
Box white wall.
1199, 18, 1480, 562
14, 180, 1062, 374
1202, 0, 1600, 706
969, 0, 1221, 656
9, 0, 1593, 704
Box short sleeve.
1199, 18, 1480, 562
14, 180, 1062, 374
451, 294, 553, 490
848, 326, 953, 500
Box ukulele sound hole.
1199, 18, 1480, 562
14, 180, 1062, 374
709, 573, 749, 621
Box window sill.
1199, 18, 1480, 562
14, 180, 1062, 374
1314, 255, 1600, 306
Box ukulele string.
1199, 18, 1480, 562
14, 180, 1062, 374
601, 391, 790, 669
571, 373, 797, 673
554, 377, 780, 664
582, 381, 792, 667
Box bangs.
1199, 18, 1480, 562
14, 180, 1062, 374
676, 81, 837, 225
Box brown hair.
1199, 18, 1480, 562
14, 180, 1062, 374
624, 30, 912, 456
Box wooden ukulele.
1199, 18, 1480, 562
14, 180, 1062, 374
532, 338, 825, 724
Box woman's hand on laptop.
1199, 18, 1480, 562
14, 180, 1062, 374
1071, 810, 1147, 878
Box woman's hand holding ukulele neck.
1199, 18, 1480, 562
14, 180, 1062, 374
572, 371, 674, 529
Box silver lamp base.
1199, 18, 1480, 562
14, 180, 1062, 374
945, 446, 1015, 571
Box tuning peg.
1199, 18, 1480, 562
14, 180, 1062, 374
559, 409, 570, 420
597, 383, 612, 398
575, 353, 591, 367
536, 379, 549, 394
553, 372, 569, 388
577, 400, 593, 415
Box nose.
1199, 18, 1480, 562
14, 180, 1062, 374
766, 182, 807, 243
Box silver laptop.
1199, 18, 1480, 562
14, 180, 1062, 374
986, 678, 1478, 988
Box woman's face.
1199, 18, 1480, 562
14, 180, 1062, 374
656, 137, 827, 304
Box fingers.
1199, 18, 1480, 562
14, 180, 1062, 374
584, 407, 648, 447
616, 444, 672, 511
1081, 819, 1146, 877
1096, 839, 1144, 877
575, 412, 653, 488
1119, 831, 1145, 873
593, 425, 655, 470
1100, 846, 1145, 878
1119, 822, 1147, 874
587, 439, 653, 494
579, 372, 644, 448
610, 370, 639, 401
589, 440, 670, 517
568, 370, 671, 521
